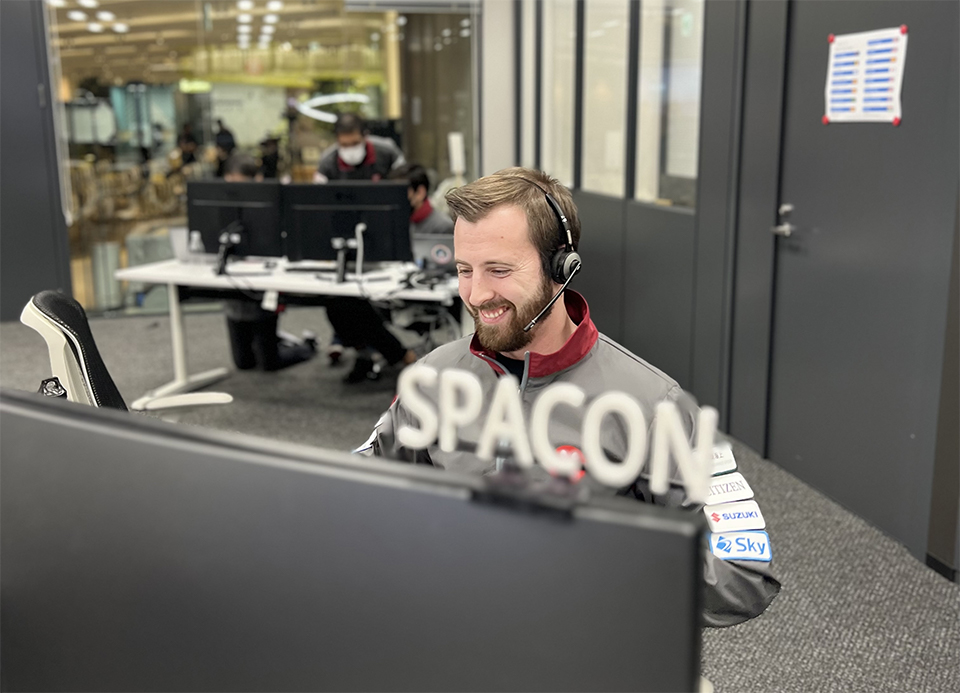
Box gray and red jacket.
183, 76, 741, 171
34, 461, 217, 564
362, 291, 780, 626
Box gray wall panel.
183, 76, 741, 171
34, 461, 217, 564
622, 203, 695, 388
927, 194, 959, 577
0, 1, 71, 321
726, 0, 788, 452
572, 191, 624, 342
689, 0, 746, 420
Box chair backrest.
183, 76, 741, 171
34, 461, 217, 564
20, 291, 127, 411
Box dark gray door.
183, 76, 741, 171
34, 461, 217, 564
766, 1, 959, 557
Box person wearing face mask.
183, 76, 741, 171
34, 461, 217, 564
313, 113, 404, 183
358, 167, 781, 628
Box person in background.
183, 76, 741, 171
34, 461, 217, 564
214, 119, 237, 178
221, 153, 317, 372
314, 112, 408, 371
259, 136, 280, 179
314, 113, 404, 183
177, 123, 199, 165
389, 164, 455, 235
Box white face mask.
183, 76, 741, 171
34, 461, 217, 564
339, 142, 366, 166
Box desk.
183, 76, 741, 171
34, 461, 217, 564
115, 259, 462, 411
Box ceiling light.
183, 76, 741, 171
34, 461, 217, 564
46, 0, 68, 8
441, 28, 451, 37
264, 14, 279, 24
261, 25, 275, 34
78, 0, 99, 7
67, 10, 87, 21
237, 13, 252, 23
237, 0, 254, 10
113, 23, 129, 33
459, 29, 470, 38
87, 22, 104, 33
396, 16, 407, 26
238, 25, 252, 34
281, 42, 292, 51
460, 18, 471, 28
266, 1, 283, 10
96, 11, 115, 21
239, 40, 251, 48
259, 35, 272, 43
370, 32, 380, 41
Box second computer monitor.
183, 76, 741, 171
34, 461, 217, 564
187, 180, 284, 258
283, 181, 413, 264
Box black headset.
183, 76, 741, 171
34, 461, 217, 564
517, 178, 583, 284
514, 177, 584, 331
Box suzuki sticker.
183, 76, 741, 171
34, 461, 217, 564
703, 499, 766, 532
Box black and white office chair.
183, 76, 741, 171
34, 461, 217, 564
21, 290, 229, 412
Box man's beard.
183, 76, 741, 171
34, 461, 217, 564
469, 277, 556, 353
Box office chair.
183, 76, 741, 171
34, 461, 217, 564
21, 290, 230, 411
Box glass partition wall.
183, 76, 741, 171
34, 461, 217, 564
522, 0, 704, 204
45, 0, 478, 314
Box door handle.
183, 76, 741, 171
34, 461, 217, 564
772, 223, 795, 237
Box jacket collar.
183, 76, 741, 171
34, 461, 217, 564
468, 290, 598, 379
410, 198, 433, 224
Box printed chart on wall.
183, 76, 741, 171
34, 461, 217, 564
824, 26, 908, 125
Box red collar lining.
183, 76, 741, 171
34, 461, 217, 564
410, 198, 433, 223
469, 291, 598, 378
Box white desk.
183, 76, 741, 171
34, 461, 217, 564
115, 259, 461, 411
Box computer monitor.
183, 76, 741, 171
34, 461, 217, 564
1, 389, 703, 692
187, 180, 283, 258
282, 181, 413, 264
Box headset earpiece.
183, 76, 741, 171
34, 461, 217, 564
551, 248, 582, 284
541, 190, 582, 284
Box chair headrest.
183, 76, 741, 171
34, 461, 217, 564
32, 291, 127, 411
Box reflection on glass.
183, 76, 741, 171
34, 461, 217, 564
44, 0, 476, 313
635, 0, 704, 208
541, 0, 575, 187
582, 0, 630, 197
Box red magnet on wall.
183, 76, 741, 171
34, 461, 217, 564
828, 34, 835, 43
822, 115, 830, 125
892, 117, 901, 126
900, 25, 908, 34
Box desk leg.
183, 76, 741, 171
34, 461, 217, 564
130, 283, 232, 411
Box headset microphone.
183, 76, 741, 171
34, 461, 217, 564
523, 260, 581, 332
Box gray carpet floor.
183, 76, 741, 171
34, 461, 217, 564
1, 306, 958, 693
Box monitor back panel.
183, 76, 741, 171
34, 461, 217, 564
282, 182, 412, 263
187, 181, 283, 257
0, 392, 702, 692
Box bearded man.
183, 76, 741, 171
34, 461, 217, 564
360, 167, 780, 627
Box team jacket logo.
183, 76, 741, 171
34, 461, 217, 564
703, 499, 765, 532
710, 531, 772, 562
706, 471, 753, 504
711, 442, 738, 476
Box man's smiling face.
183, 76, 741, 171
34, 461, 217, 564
454, 205, 555, 355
